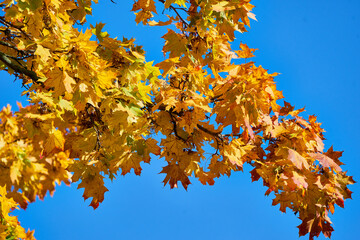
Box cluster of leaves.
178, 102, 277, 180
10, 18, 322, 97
0, 186, 35, 239
0, 0, 354, 239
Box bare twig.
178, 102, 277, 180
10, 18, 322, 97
158, 0, 189, 28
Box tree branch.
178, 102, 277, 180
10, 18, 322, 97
196, 124, 222, 140
158, 0, 189, 28
0, 51, 39, 82
169, 111, 187, 142
0, 16, 32, 39
0, 40, 35, 54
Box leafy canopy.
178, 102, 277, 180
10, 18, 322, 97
0, 0, 354, 239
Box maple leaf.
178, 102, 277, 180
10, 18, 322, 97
63, 71, 76, 94
44, 68, 76, 97
309, 152, 342, 172
287, 148, 310, 170
160, 164, 191, 190
116, 152, 146, 176
148, 16, 175, 26
279, 101, 295, 116
196, 170, 215, 186
97, 69, 117, 89
298, 216, 334, 240
223, 139, 255, 167
0, 186, 35, 239
208, 155, 234, 178
44, 128, 65, 154
156, 57, 180, 77
34, 45, 51, 63
292, 171, 308, 189
78, 173, 109, 209
91, 22, 109, 42
324, 146, 344, 165
164, 0, 186, 9
250, 168, 261, 182
162, 30, 188, 57
236, 43, 257, 58
9, 159, 22, 184
0, 0, 354, 239
145, 138, 161, 156
212, 2, 235, 12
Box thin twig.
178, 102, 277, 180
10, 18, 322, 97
0, 40, 35, 54
0, 17, 32, 39
169, 111, 187, 142
158, 0, 189, 28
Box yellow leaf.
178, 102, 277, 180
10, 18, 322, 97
10, 160, 22, 184
116, 152, 144, 176
63, 71, 76, 93
164, 0, 186, 8
223, 140, 254, 167
148, 16, 174, 26
97, 70, 116, 89
77, 172, 108, 209
156, 57, 180, 77
44, 128, 65, 154
44, 68, 65, 96
35, 45, 51, 62
212, 2, 235, 12
137, 82, 152, 102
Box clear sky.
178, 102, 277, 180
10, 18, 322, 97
1, 0, 359, 239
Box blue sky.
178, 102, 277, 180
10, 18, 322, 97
1, 0, 359, 239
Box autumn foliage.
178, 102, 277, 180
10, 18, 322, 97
0, 0, 354, 239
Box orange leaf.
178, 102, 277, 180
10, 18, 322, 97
309, 153, 342, 172
288, 148, 309, 170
